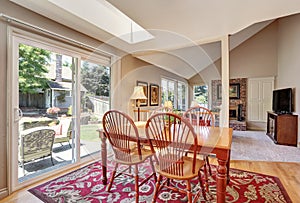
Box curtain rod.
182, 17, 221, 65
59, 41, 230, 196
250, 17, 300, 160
0, 13, 111, 56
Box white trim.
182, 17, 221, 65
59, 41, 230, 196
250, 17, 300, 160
0, 188, 9, 199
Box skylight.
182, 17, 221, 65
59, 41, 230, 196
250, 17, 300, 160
48, 0, 154, 44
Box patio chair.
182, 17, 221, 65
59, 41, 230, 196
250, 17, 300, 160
103, 110, 157, 203
52, 117, 72, 147
19, 127, 56, 175
145, 112, 207, 202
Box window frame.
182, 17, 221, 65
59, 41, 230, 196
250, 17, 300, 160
161, 77, 188, 110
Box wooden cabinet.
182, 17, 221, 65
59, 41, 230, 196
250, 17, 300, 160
266, 111, 298, 146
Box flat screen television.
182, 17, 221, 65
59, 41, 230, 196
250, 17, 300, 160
272, 88, 293, 114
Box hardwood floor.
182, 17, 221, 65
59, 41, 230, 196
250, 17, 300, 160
1, 160, 299, 202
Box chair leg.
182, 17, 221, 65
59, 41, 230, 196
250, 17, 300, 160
198, 170, 207, 201
22, 161, 25, 176
205, 156, 212, 176
149, 158, 157, 182
203, 163, 209, 192
134, 165, 139, 203
186, 180, 192, 203
152, 175, 162, 203
107, 163, 118, 192
51, 155, 55, 165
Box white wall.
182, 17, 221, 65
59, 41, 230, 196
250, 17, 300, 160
277, 14, 300, 147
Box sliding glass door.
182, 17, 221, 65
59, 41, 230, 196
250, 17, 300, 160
9, 30, 111, 191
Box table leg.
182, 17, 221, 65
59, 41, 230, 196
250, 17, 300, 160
100, 132, 107, 185
227, 149, 231, 184
217, 158, 227, 203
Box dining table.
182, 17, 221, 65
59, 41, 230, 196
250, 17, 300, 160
98, 121, 233, 203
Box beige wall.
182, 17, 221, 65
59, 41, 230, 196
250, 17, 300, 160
230, 21, 278, 78
277, 14, 300, 146
113, 54, 187, 118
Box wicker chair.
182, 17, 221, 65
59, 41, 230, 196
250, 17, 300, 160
145, 112, 207, 203
19, 127, 56, 175
102, 110, 157, 203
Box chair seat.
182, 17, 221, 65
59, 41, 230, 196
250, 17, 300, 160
155, 156, 205, 180
115, 147, 154, 165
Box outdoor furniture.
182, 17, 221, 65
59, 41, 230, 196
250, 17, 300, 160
102, 110, 157, 203
52, 118, 72, 147
19, 127, 56, 175
145, 112, 207, 202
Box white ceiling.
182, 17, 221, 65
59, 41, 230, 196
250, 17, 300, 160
10, 0, 300, 79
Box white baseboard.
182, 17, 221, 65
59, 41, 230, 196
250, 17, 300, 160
0, 188, 9, 200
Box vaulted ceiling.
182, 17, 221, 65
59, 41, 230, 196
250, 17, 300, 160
10, 0, 300, 79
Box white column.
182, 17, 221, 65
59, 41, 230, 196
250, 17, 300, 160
220, 35, 230, 127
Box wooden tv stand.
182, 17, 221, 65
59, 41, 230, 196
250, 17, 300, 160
266, 111, 298, 146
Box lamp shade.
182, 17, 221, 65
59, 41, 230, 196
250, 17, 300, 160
130, 86, 147, 100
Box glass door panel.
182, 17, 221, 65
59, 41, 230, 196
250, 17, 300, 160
79, 60, 110, 159
17, 43, 76, 182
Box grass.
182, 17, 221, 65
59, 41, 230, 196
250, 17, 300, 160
80, 123, 102, 142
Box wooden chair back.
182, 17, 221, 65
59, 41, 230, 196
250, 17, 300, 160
183, 106, 215, 127
145, 112, 198, 176
103, 110, 142, 163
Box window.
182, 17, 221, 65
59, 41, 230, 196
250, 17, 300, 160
161, 78, 187, 110
193, 85, 208, 108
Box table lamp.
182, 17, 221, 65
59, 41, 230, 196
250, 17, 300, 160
130, 86, 147, 121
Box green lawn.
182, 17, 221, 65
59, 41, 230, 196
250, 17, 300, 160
80, 124, 102, 142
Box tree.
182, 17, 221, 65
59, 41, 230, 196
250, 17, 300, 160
81, 61, 110, 97
19, 44, 51, 94
194, 85, 208, 104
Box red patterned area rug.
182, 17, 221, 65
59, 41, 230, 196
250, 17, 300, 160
29, 161, 292, 203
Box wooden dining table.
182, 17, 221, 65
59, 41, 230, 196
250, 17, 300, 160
98, 121, 233, 203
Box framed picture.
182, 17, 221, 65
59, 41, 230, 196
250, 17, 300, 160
229, 83, 240, 99
136, 81, 148, 106
217, 84, 222, 100
150, 84, 159, 106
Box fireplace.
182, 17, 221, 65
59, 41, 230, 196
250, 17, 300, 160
229, 106, 238, 120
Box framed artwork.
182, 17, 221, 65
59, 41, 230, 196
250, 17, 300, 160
217, 84, 222, 99
150, 84, 159, 106
229, 83, 240, 99
136, 81, 148, 106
